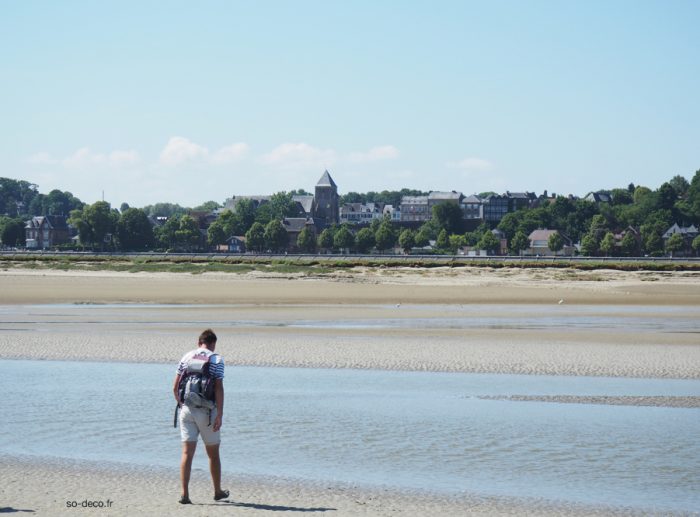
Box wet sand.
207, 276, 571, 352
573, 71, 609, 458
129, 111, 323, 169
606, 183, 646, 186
0, 455, 662, 517
2, 266, 700, 306
1, 268, 699, 379
2, 267, 699, 516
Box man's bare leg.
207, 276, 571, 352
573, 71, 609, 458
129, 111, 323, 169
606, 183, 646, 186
180, 441, 197, 502
205, 443, 227, 499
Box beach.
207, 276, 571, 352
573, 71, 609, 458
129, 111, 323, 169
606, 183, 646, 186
1, 267, 699, 378
1, 266, 699, 516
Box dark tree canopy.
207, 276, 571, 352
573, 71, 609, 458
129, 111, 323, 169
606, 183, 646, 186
116, 208, 154, 251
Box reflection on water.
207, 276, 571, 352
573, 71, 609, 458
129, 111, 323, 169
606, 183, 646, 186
1, 360, 698, 513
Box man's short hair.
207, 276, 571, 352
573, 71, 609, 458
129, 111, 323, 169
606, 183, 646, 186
199, 329, 217, 346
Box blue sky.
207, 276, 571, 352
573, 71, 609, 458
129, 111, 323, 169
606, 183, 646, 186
2, 0, 698, 207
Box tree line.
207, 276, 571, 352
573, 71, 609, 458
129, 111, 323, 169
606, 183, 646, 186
2, 170, 699, 255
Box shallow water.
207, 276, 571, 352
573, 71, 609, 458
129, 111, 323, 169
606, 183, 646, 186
1, 302, 699, 333
1, 360, 698, 513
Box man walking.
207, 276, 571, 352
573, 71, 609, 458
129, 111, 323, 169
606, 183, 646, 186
173, 328, 229, 504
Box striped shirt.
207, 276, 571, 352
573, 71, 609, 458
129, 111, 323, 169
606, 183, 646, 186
176, 348, 225, 379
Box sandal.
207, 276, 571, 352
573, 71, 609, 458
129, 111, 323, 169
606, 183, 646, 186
179, 495, 192, 504
214, 489, 229, 501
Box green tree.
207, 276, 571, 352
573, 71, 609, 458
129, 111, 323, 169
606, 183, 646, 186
497, 211, 523, 241
610, 189, 633, 206
210, 210, 235, 244
143, 203, 188, 218
317, 228, 335, 252
463, 231, 479, 246
565, 199, 599, 243
665, 233, 684, 256
518, 208, 550, 236
154, 215, 181, 249
633, 186, 653, 205
296, 227, 317, 253
207, 220, 227, 247
599, 232, 616, 256
193, 200, 222, 212
669, 175, 690, 197
435, 229, 449, 251
547, 232, 564, 254
264, 219, 289, 252
234, 199, 257, 234
116, 208, 154, 251
175, 215, 201, 251
657, 182, 677, 210
0, 217, 26, 247
588, 214, 608, 241
0, 178, 39, 216
692, 235, 700, 256
69, 201, 118, 249
333, 226, 354, 252
448, 234, 465, 253
477, 231, 500, 254
643, 232, 663, 256
580, 234, 598, 256
620, 232, 639, 256
509, 231, 529, 255
254, 202, 274, 226
685, 170, 700, 224
268, 192, 302, 220
375, 221, 396, 252
640, 218, 667, 255
44, 189, 82, 215
245, 222, 265, 252
432, 202, 463, 234
398, 229, 416, 254
355, 227, 375, 253
119, 202, 130, 213
414, 224, 433, 248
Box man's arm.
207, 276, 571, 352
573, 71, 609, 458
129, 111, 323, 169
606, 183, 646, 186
212, 378, 224, 432
173, 374, 182, 406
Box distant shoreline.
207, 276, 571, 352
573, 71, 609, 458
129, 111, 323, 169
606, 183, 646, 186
2, 250, 700, 275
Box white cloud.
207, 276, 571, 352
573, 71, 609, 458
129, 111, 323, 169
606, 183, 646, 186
107, 150, 140, 167
348, 145, 400, 163
211, 143, 249, 165
158, 137, 250, 166
27, 151, 58, 165
61, 147, 140, 169
446, 157, 494, 172
159, 137, 209, 166
261, 142, 336, 170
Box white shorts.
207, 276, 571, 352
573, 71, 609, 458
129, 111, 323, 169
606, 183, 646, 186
179, 405, 220, 445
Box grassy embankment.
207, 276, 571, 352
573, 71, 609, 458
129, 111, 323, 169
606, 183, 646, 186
1, 253, 698, 275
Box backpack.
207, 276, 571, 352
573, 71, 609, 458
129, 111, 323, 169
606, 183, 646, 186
178, 351, 217, 409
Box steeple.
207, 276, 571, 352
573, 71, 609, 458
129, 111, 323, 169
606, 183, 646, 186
313, 170, 339, 226
316, 170, 337, 189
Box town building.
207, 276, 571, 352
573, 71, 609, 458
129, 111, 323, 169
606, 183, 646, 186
482, 194, 510, 223
526, 229, 574, 256
399, 196, 430, 222
25, 215, 71, 249
282, 217, 318, 251
427, 191, 463, 210
662, 223, 698, 254
460, 195, 483, 221
314, 170, 339, 227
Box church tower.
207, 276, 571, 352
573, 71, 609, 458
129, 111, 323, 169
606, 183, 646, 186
314, 170, 339, 226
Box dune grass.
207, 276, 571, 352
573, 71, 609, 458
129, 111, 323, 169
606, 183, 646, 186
0, 252, 698, 274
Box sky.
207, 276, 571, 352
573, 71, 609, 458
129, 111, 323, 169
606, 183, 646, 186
1, 0, 698, 208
